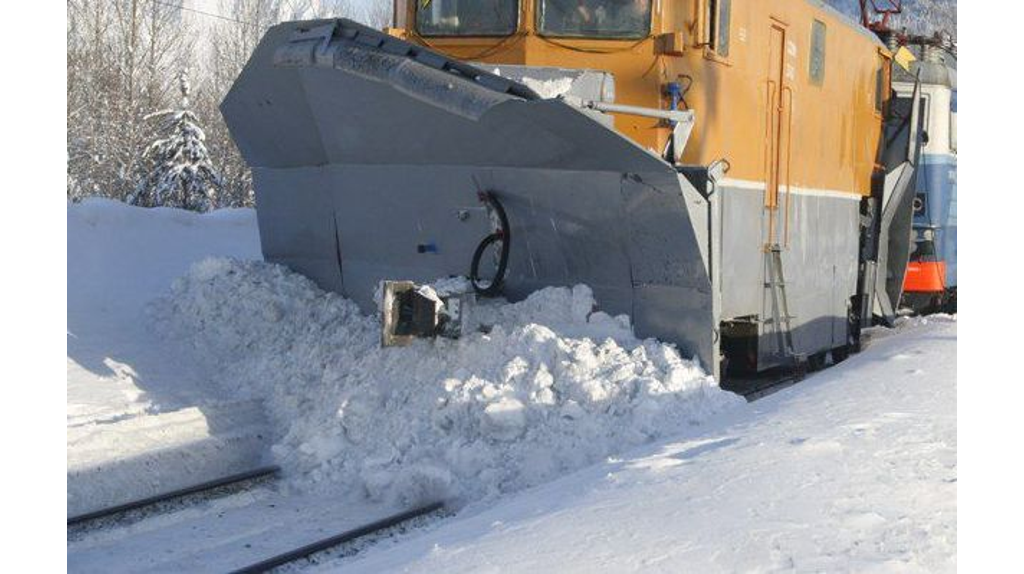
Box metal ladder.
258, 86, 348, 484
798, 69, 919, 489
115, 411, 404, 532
764, 244, 804, 366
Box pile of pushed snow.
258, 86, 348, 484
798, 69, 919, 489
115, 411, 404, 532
490, 67, 574, 99
150, 258, 742, 506
520, 76, 574, 99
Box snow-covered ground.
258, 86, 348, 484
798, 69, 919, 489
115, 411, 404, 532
151, 259, 740, 506
67, 199, 270, 517
68, 200, 956, 572
334, 315, 957, 573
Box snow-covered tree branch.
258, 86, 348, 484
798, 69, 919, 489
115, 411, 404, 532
68, 0, 394, 210
130, 69, 223, 212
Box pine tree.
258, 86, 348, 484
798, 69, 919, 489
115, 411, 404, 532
131, 68, 222, 212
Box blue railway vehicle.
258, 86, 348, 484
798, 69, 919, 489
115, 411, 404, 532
894, 41, 957, 313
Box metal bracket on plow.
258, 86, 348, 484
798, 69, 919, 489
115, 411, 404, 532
380, 280, 475, 347
565, 97, 696, 163
273, 22, 338, 67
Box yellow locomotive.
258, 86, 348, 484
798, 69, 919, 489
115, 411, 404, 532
222, 1, 920, 379
395, 0, 888, 201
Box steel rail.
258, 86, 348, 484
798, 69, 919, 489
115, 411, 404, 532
228, 501, 446, 574
741, 375, 802, 402
67, 465, 281, 526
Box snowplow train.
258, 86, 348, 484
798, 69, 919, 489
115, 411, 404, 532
221, 0, 926, 382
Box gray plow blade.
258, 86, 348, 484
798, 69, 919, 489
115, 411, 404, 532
221, 19, 714, 369
873, 74, 925, 324
875, 162, 916, 322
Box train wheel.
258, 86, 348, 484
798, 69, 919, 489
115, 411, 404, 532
832, 345, 850, 364
807, 352, 828, 372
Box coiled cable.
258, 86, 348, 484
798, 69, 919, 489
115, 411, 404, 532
470, 191, 510, 297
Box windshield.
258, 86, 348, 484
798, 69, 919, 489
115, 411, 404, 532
538, 0, 652, 39
416, 0, 519, 37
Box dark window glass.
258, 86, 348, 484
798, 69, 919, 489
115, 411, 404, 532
920, 95, 930, 139
538, 0, 652, 39
810, 20, 826, 85
716, 0, 731, 57
875, 66, 885, 112
416, 0, 518, 37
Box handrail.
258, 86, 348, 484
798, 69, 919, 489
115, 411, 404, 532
782, 84, 795, 247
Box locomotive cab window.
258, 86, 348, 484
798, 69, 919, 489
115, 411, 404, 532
809, 20, 826, 85
537, 0, 652, 39
920, 94, 931, 143
874, 65, 886, 113
416, 0, 519, 37
703, 0, 731, 57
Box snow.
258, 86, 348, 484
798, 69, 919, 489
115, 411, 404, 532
69, 200, 956, 573
130, 69, 222, 211
67, 198, 268, 517
69, 487, 413, 573
67, 400, 269, 517
520, 76, 575, 99
332, 316, 957, 573
490, 68, 575, 99
150, 260, 742, 506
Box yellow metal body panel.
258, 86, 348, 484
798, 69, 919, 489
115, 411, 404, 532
395, 0, 889, 198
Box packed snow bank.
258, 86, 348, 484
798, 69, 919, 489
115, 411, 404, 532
68, 199, 268, 516
520, 76, 574, 99
68, 198, 258, 321
338, 316, 957, 573
67, 400, 269, 518
68, 198, 262, 421
151, 258, 742, 505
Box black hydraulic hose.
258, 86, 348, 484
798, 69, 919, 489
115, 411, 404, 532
470, 191, 510, 297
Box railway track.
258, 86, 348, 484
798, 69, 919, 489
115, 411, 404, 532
67, 465, 282, 527
737, 375, 802, 402
228, 502, 446, 573
68, 465, 447, 573
723, 368, 805, 402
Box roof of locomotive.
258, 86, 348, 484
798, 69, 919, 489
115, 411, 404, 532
892, 48, 957, 89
